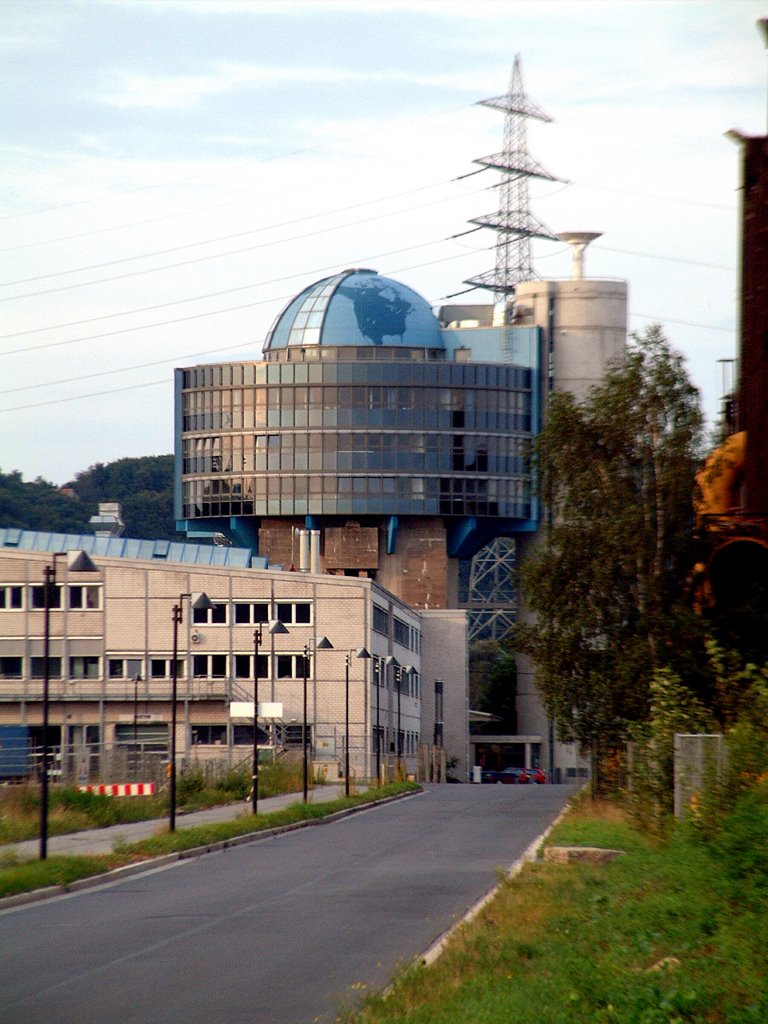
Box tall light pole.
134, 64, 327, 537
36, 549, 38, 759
397, 665, 414, 773
344, 648, 371, 796
169, 591, 211, 833
374, 658, 382, 784
252, 619, 288, 815
302, 636, 333, 802
384, 655, 399, 778
39, 549, 97, 860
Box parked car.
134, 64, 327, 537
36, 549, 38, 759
495, 767, 529, 784
524, 767, 547, 784
480, 768, 499, 783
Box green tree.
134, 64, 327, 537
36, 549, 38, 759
0, 455, 180, 541
515, 325, 704, 768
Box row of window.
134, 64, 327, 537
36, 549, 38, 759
0, 584, 101, 612
192, 600, 311, 626
371, 610, 421, 654
372, 726, 421, 756
181, 476, 531, 521
0, 653, 360, 682
183, 408, 531, 434
369, 654, 421, 698
184, 384, 530, 416
181, 359, 530, 391
182, 431, 529, 476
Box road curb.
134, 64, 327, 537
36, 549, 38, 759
419, 798, 572, 968
0, 789, 421, 912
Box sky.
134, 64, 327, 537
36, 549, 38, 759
1, 0, 765, 486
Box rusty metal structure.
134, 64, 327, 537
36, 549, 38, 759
695, 133, 768, 609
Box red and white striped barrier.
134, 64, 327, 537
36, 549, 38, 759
78, 783, 157, 797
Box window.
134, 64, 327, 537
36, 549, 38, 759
275, 602, 312, 625
30, 657, 62, 678
0, 656, 22, 679
373, 605, 389, 636
191, 725, 227, 745
234, 653, 268, 679
234, 602, 269, 625
393, 616, 410, 648
69, 585, 101, 610
150, 658, 184, 679
276, 653, 310, 679
69, 656, 100, 680
193, 602, 227, 625
108, 658, 142, 679
30, 585, 62, 610
192, 654, 228, 678
0, 586, 23, 610
283, 724, 310, 746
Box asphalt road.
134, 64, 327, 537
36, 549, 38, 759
0, 784, 575, 1024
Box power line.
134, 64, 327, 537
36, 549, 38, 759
0, 241, 493, 357
0, 175, 482, 286
0, 184, 491, 302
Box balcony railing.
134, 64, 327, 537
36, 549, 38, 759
0, 679, 231, 701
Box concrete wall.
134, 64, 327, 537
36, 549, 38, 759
419, 609, 469, 781
516, 278, 627, 402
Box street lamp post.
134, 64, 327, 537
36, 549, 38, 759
384, 655, 399, 778
39, 549, 97, 860
374, 659, 381, 784
397, 665, 413, 773
169, 591, 211, 833
344, 648, 371, 797
251, 619, 288, 815
301, 636, 333, 803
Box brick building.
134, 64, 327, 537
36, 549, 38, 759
0, 532, 467, 783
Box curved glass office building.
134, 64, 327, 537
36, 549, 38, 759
175, 268, 541, 610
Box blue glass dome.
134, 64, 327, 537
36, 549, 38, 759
264, 269, 444, 350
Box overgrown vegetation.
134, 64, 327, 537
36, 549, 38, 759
0, 782, 419, 899
0, 759, 308, 844
346, 792, 768, 1024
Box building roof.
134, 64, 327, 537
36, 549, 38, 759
0, 528, 267, 569
263, 268, 444, 350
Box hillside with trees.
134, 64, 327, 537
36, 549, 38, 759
0, 455, 180, 541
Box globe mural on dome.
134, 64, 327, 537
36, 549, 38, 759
264, 268, 444, 349
336, 277, 411, 344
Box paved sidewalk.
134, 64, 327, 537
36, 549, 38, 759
3, 785, 356, 860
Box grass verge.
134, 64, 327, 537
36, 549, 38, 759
345, 793, 768, 1024
0, 781, 419, 900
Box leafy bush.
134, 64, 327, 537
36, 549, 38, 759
176, 766, 206, 803
711, 781, 768, 905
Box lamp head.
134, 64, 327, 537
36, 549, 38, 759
384, 655, 399, 668
315, 635, 333, 650
268, 619, 289, 635
67, 550, 98, 573
354, 647, 371, 659
189, 592, 213, 611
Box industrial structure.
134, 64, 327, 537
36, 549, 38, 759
695, 126, 768, 633
174, 58, 628, 774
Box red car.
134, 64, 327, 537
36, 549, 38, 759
495, 767, 529, 784
524, 767, 547, 784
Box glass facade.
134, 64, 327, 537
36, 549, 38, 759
179, 350, 533, 521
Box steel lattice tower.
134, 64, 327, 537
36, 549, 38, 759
465, 54, 558, 310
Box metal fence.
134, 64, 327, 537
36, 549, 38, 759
673, 733, 726, 820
